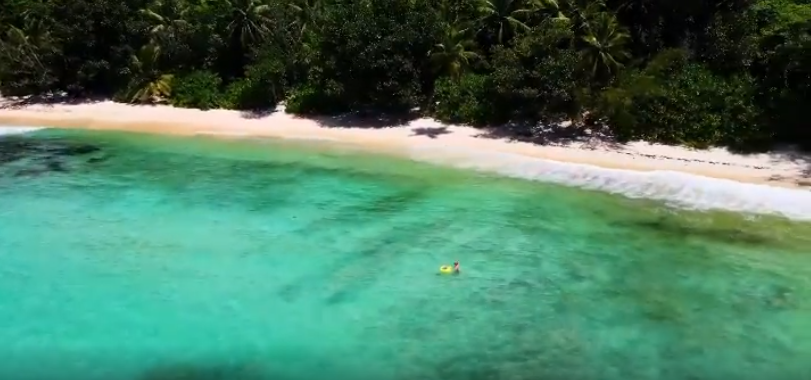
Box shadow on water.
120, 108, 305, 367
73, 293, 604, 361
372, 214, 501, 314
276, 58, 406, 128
625, 215, 776, 248
434, 360, 502, 380
138, 363, 270, 380
103, 149, 422, 216
280, 185, 433, 241
0, 136, 106, 178
350, 187, 432, 215
430, 332, 594, 380
136, 359, 573, 380
275, 188, 461, 306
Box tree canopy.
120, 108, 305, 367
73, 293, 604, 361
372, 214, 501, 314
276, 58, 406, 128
1, 0, 809, 150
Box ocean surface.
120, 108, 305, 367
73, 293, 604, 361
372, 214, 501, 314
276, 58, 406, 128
1, 127, 810, 380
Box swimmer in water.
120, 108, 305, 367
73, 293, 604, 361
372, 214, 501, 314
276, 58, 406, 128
453, 261, 460, 273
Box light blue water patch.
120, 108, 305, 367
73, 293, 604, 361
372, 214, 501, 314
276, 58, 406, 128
0, 128, 810, 380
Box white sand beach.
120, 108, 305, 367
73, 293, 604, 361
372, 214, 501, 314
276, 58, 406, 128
1, 97, 809, 191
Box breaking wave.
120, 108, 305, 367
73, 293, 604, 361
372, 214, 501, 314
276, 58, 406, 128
0, 126, 45, 136
409, 146, 811, 221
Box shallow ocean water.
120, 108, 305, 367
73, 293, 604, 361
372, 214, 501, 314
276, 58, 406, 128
1, 128, 810, 380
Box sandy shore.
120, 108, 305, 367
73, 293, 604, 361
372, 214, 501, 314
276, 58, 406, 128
1, 97, 809, 189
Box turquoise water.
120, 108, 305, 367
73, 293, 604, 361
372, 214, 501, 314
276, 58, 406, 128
1, 128, 811, 380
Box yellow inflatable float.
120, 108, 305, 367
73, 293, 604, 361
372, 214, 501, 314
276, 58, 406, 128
439, 265, 453, 274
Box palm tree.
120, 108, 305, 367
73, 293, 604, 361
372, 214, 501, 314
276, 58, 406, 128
579, 12, 630, 78
287, 0, 322, 38
126, 43, 173, 103
429, 25, 481, 79
437, 0, 456, 23
139, 0, 191, 42
475, 0, 537, 44
531, 0, 569, 22
3, 25, 38, 50
225, 0, 274, 48
0, 23, 52, 74
555, 0, 605, 32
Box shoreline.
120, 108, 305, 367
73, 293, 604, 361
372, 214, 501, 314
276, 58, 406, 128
0, 99, 809, 190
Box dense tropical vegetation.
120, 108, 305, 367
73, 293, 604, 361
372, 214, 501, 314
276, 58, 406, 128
1, 0, 809, 150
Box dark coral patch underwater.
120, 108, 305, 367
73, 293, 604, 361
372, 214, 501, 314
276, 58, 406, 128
0, 135, 107, 178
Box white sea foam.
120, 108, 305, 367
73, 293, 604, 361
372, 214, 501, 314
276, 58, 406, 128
409, 146, 811, 221
0, 126, 45, 136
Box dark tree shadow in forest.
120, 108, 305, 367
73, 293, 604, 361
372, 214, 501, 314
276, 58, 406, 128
0, 93, 106, 110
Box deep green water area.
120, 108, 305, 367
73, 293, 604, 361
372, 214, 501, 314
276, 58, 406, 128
1, 128, 810, 380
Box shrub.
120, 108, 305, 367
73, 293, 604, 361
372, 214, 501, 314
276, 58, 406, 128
169, 71, 224, 110
223, 76, 279, 111
284, 81, 348, 115
431, 74, 495, 125
305, 0, 441, 112
596, 49, 768, 149
488, 23, 586, 124
223, 50, 289, 110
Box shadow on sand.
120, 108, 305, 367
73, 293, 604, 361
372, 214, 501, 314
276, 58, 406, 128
473, 121, 627, 151
0, 93, 107, 110
239, 109, 277, 119
291, 109, 421, 129
761, 146, 811, 185
411, 126, 451, 139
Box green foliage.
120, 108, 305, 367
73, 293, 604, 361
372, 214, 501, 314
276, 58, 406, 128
475, 0, 537, 46
577, 12, 631, 81
224, 52, 287, 110
432, 74, 496, 125
752, 0, 811, 36
596, 49, 768, 149
285, 82, 346, 115
755, 18, 811, 146
169, 70, 224, 110
113, 43, 175, 104
0, 25, 59, 95
606, 0, 755, 60
429, 25, 481, 80
0, 0, 150, 95
489, 22, 585, 123
44, 0, 150, 95
117, 73, 174, 104
303, 0, 442, 112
